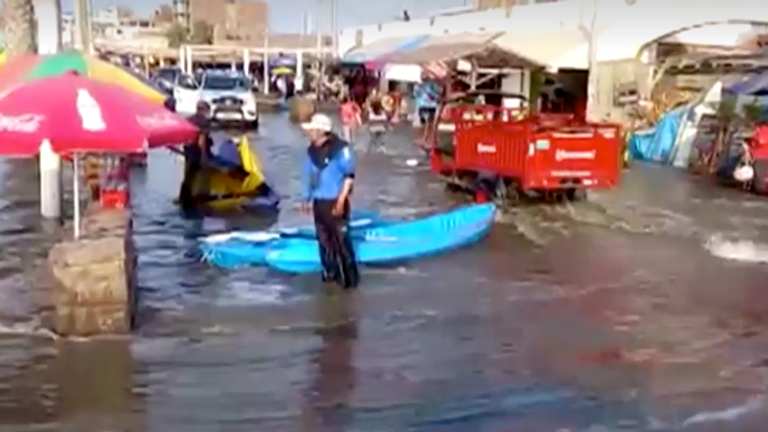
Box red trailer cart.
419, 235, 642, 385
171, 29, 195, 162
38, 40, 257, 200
426, 91, 622, 204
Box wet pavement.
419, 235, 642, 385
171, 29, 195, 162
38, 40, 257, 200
1, 112, 768, 431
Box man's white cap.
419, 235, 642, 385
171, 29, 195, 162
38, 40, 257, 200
300, 113, 333, 132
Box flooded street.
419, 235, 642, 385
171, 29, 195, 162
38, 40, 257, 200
2, 112, 768, 431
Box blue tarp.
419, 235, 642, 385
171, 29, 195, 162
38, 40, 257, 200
725, 72, 768, 96
628, 106, 687, 164
213, 139, 242, 170
269, 55, 296, 68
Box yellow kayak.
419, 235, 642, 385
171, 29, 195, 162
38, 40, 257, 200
181, 136, 279, 211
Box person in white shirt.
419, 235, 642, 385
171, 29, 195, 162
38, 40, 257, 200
367, 101, 389, 152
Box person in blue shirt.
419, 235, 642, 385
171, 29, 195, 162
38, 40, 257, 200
413, 76, 442, 140
300, 113, 360, 289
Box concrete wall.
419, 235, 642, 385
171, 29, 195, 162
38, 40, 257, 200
592, 59, 652, 123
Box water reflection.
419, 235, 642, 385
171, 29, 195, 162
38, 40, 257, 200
53, 339, 141, 430
301, 290, 358, 432
3, 114, 768, 431
0, 337, 55, 426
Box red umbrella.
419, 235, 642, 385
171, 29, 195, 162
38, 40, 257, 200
0, 73, 199, 157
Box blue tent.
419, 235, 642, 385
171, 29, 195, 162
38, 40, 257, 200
269, 55, 296, 68
725, 72, 768, 96
628, 106, 688, 164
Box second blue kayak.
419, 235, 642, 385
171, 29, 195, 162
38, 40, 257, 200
200, 210, 389, 268
264, 203, 496, 274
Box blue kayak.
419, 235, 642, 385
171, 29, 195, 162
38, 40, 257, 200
200, 210, 389, 268
264, 203, 496, 274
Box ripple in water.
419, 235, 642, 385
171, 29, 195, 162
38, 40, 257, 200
0, 117, 768, 431
704, 234, 768, 264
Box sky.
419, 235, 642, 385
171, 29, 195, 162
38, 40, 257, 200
57, 0, 469, 32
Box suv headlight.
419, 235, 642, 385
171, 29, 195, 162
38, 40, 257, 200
241, 94, 256, 109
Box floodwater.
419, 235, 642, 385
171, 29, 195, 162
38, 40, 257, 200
1, 113, 768, 431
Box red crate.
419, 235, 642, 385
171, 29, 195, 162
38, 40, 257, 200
100, 188, 130, 209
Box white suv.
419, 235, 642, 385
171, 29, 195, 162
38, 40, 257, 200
174, 70, 259, 129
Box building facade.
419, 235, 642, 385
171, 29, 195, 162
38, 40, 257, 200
189, 0, 268, 42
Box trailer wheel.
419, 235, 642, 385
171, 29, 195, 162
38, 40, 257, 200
446, 183, 465, 195
475, 179, 494, 204
566, 188, 587, 201
474, 188, 490, 203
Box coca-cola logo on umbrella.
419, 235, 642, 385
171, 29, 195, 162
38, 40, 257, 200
136, 113, 182, 130
76, 89, 107, 131
0, 114, 44, 132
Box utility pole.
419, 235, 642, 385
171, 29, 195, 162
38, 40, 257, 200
73, 0, 92, 52
579, 0, 600, 121
330, 0, 338, 58
315, 0, 325, 99
37, 0, 63, 219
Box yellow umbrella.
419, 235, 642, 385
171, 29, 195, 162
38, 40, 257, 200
272, 66, 294, 76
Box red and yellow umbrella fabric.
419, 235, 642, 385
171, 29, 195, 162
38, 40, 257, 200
0, 73, 198, 157
0, 50, 166, 104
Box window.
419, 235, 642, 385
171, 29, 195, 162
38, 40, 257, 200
176, 73, 198, 90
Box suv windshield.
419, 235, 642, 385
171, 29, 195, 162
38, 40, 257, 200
202, 75, 249, 91
176, 74, 198, 90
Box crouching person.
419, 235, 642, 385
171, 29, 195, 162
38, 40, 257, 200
300, 113, 360, 289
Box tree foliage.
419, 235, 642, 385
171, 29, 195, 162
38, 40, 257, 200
189, 20, 214, 44
115, 6, 134, 19
153, 5, 174, 24
165, 22, 188, 48
3, 0, 37, 57
166, 20, 214, 48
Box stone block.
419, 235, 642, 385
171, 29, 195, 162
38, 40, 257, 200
48, 207, 137, 337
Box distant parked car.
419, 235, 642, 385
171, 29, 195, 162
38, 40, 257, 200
173, 73, 201, 116
151, 66, 182, 95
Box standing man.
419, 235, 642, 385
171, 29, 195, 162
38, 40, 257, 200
300, 113, 360, 289
178, 101, 212, 209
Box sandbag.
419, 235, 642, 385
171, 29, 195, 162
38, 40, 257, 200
289, 96, 316, 123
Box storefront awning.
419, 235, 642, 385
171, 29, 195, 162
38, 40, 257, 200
380, 30, 588, 70
492, 29, 588, 70
342, 34, 430, 64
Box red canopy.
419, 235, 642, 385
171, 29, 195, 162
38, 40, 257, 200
0, 73, 199, 157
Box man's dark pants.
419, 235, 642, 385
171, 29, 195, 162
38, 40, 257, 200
179, 161, 200, 209
312, 199, 360, 289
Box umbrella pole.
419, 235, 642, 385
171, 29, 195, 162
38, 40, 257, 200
73, 154, 81, 239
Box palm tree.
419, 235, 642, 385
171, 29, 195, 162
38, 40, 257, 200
1, 0, 38, 204
3, 0, 37, 58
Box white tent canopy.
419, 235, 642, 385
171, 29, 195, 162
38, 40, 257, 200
343, 0, 768, 70
342, 34, 429, 63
